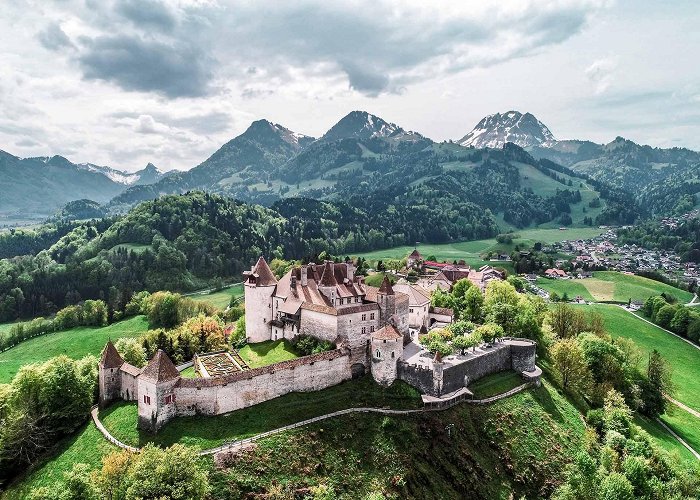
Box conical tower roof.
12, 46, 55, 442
140, 350, 180, 382
252, 256, 277, 286
319, 261, 337, 287
378, 274, 394, 295
100, 340, 124, 369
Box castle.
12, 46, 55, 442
99, 256, 539, 433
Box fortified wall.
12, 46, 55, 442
397, 338, 537, 397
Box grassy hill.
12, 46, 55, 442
188, 283, 244, 310
0, 315, 149, 383
537, 271, 693, 304
5, 379, 586, 499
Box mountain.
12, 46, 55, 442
108, 111, 623, 230
458, 111, 556, 149
0, 150, 167, 222
76, 162, 166, 186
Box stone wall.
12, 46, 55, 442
299, 308, 338, 342
510, 341, 537, 373
138, 377, 179, 432
244, 283, 275, 343
119, 370, 139, 401
397, 360, 434, 394
441, 343, 512, 394
370, 337, 402, 385
99, 366, 121, 408
173, 348, 352, 417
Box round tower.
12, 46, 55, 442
243, 256, 278, 343
370, 324, 403, 386
377, 275, 396, 327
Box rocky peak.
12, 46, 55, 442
458, 111, 556, 149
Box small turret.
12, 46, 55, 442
370, 324, 403, 386
377, 275, 396, 327
137, 350, 181, 433
318, 261, 338, 305
244, 256, 277, 343
98, 340, 124, 408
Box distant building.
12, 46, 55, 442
407, 249, 423, 269
544, 268, 568, 279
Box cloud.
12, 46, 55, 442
37, 23, 74, 51
585, 57, 618, 94
77, 35, 214, 98
134, 114, 159, 134
116, 0, 177, 32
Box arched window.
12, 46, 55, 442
391, 351, 395, 358
376, 350, 381, 358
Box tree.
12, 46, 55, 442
547, 303, 586, 339
114, 337, 147, 368
599, 472, 634, 500
484, 280, 519, 310
474, 323, 503, 345
603, 389, 633, 436
452, 335, 471, 355
655, 304, 676, 329
641, 350, 672, 417
551, 338, 591, 393
670, 307, 691, 336
464, 286, 484, 322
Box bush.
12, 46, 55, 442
292, 334, 334, 356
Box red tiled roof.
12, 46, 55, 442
251, 256, 277, 286
371, 324, 402, 340
319, 261, 338, 287
140, 350, 180, 382
378, 275, 394, 295
100, 340, 124, 369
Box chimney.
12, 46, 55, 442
301, 265, 308, 286
291, 275, 297, 289
346, 261, 354, 282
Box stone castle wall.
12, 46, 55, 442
244, 283, 275, 343
299, 308, 338, 342
173, 348, 353, 418
397, 360, 434, 394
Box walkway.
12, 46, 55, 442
655, 417, 700, 461
665, 395, 700, 419
91, 382, 536, 457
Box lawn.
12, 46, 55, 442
594, 271, 693, 304
660, 406, 700, 457
179, 365, 197, 378
189, 283, 244, 310
358, 227, 604, 267
537, 272, 692, 304
3, 422, 117, 499
633, 414, 696, 462
536, 277, 596, 302
100, 375, 423, 450
0, 315, 149, 383
238, 339, 300, 368
577, 304, 700, 413
468, 370, 524, 398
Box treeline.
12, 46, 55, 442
617, 216, 700, 263
642, 295, 700, 344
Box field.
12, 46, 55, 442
468, 370, 524, 398
576, 304, 700, 413
358, 227, 604, 269
660, 405, 700, 458
237, 339, 300, 368
633, 414, 697, 462
0, 315, 149, 383
537, 271, 693, 304
7, 380, 586, 499
101, 376, 422, 450
188, 283, 244, 310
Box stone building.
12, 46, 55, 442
370, 324, 404, 385
98, 340, 140, 408
244, 257, 410, 366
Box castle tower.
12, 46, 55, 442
99, 340, 124, 408
243, 256, 278, 343
370, 324, 403, 386
432, 351, 444, 396
137, 350, 181, 433
377, 275, 396, 327
318, 261, 337, 306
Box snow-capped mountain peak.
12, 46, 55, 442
458, 111, 556, 149
76, 162, 165, 186
321, 111, 424, 143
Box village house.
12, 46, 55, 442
417, 263, 503, 292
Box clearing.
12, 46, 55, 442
188, 283, 244, 310
237, 339, 300, 368
0, 315, 149, 383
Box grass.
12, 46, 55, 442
358, 227, 604, 267
179, 365, 197, 378
537, 271, 693, 304
3, 422, 116, 499
100, 376, 422, 450
189, 283, 244, 310
660, 406, 700, 457
109, 243, 151, 254
0, 315, 149, 383
575, 304, 700, 413
238, 339, 300, 368
468, 370, 524, 398
633, 413, 696, 462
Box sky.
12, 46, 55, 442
0, 0, 698, 172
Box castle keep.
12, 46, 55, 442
99, 256, 539, 433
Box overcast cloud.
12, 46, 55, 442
0, 0, 698, 171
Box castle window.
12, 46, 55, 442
376, 350, 381, 358
410, 308, 414, 313
164, 394, 174, 404
361, 327, 367, 334
143, 395, 151, 405
370, 313, 375, 320
392, 352, 395, 358
370, 326, 375, 332
361, 314, 366, 321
